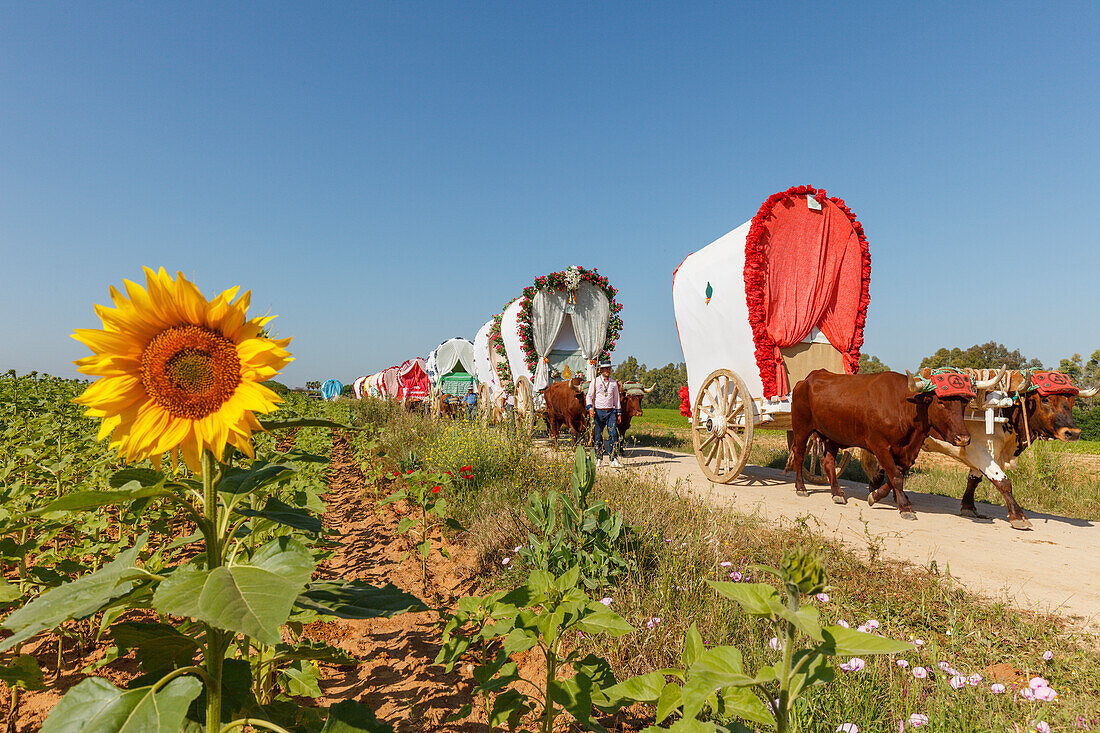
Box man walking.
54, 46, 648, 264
464, 386, 477, 421
586, 359, 621, 467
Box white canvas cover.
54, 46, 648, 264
501, 299, 534, 385
673, 220, 764, 406
352, 375, 368, 399
473, 319, 504, 395
367, 372, 384, 398
426, 338, 478, 385
504, 280, 611, 391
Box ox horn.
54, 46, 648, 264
1078, 383, 1100, 398
643, 384, 656, 394
1015, 370, 1033, 394
906, 370, 927, 393
973, 364, 1008, 390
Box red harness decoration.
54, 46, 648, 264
1030, 371, 1079, 396
929, 372, 976, 399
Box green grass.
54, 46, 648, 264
349, 405, 1100, 732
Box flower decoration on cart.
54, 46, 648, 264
515, 266, 623, 377
489, 303, 516, 394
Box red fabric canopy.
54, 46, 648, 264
396, 359, 431, 402
744, 186, 871, 398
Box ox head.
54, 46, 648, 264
907, 370, 971, 447
620, 382, 655, 420
1011, 370, 1084, 441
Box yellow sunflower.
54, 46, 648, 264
73, 267, 293, 471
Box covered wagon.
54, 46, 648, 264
673, 185, 871, 483
496, 266, 623, 430
320, 379, 343, 401
473, 318, 508, 423
426, 337, 478, 417
395, 358, 431, 408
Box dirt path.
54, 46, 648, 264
614, 445, 1100, 629
309, 431, 482, 732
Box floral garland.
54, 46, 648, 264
489, 302, 515, 395
743, 185, 871, 399
516, 266, 623, 377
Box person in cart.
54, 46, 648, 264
586, 359, 622, 467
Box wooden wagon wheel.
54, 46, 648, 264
801, 436, 852, 485
476, 382, 493, 426
514, 377, 535, 434
691, 369, 754, 483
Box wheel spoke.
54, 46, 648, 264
698, 431, 718, 453
727, 428, 744, 453
724, 434, 741, 462
705, 434, 720, 467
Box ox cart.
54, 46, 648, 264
673, 186, 872, 483
473, 318, 508, 425
495, 266, 623, 432
426, 337, 478, 417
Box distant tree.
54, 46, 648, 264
262, 379, 291, 396
919, 342, 1042, 371
858, 353, 890, 374
341, 384, 354, 396
1059, 349, 1100, 386
612, 356, 687, 407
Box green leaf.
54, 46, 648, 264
500, 628, 538, 657
295, 580, 427, 619
274, 638, 359, 665
0, 654, 45, 690
706, 581, 782, 618
236, 496, 323, 534
32, 487, 171, 515
217, 463, 295, 501
655, 681, 682, 724
281, 659, 323, 697
321, 699, 394, 733
681, 624, 704, 669
490, 688, 535, 731
108, 468, 164, 488
152, 536, 313, 646
779, 605, 823, 642
40, 676, 202, 733
601, 671, 666, 705
577, 607, 634, 637
1, 534, 147, 651
549, 674, 604, 730
0, 577, 21, 603
788, 650, 833, 701
720, 686, 774, 727
681, 646, 747, 720
109, 622, 200, 676
820, 626, 913, 656
260, 416, 353, 431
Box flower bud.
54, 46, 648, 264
780, 549, 827, 596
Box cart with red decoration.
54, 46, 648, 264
494, 266, 623, 431
395, 357, 432, 409
673, 186, 871, 483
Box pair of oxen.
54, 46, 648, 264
543, 378, 655, 450
789, 367, 1098, 529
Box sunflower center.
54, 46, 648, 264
141, 325, 242, 419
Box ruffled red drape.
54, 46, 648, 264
744, 186, 871, 398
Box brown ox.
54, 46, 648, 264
789, 369, 972, 519
544, 377, 589, 445
616, 381, 655, 453
918, 369, 1096, 529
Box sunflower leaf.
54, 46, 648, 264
1, 535, 147, 651
152, 536, 313, 646
40, 675, 202, 733
259, 417, 353, 431
236, 497, 323, 535
31, 487, 172, 515
295, 580, 426, 620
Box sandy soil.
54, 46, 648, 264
614, 445, 1100, 630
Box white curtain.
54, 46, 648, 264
531, 288, 568, 390
572, 281, 610, 381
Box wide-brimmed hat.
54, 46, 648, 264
598, 359, 613, 369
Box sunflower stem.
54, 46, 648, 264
201, 450, 224, 733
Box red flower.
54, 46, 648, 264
406, 469, 414, 474
445, 471, 452, 476
393, 471, 400, 477
460, 464, 472, 471
432, 486, 441, 494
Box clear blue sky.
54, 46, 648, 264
3, 2, 1098, 387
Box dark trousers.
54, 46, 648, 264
592, 408, 618, 459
